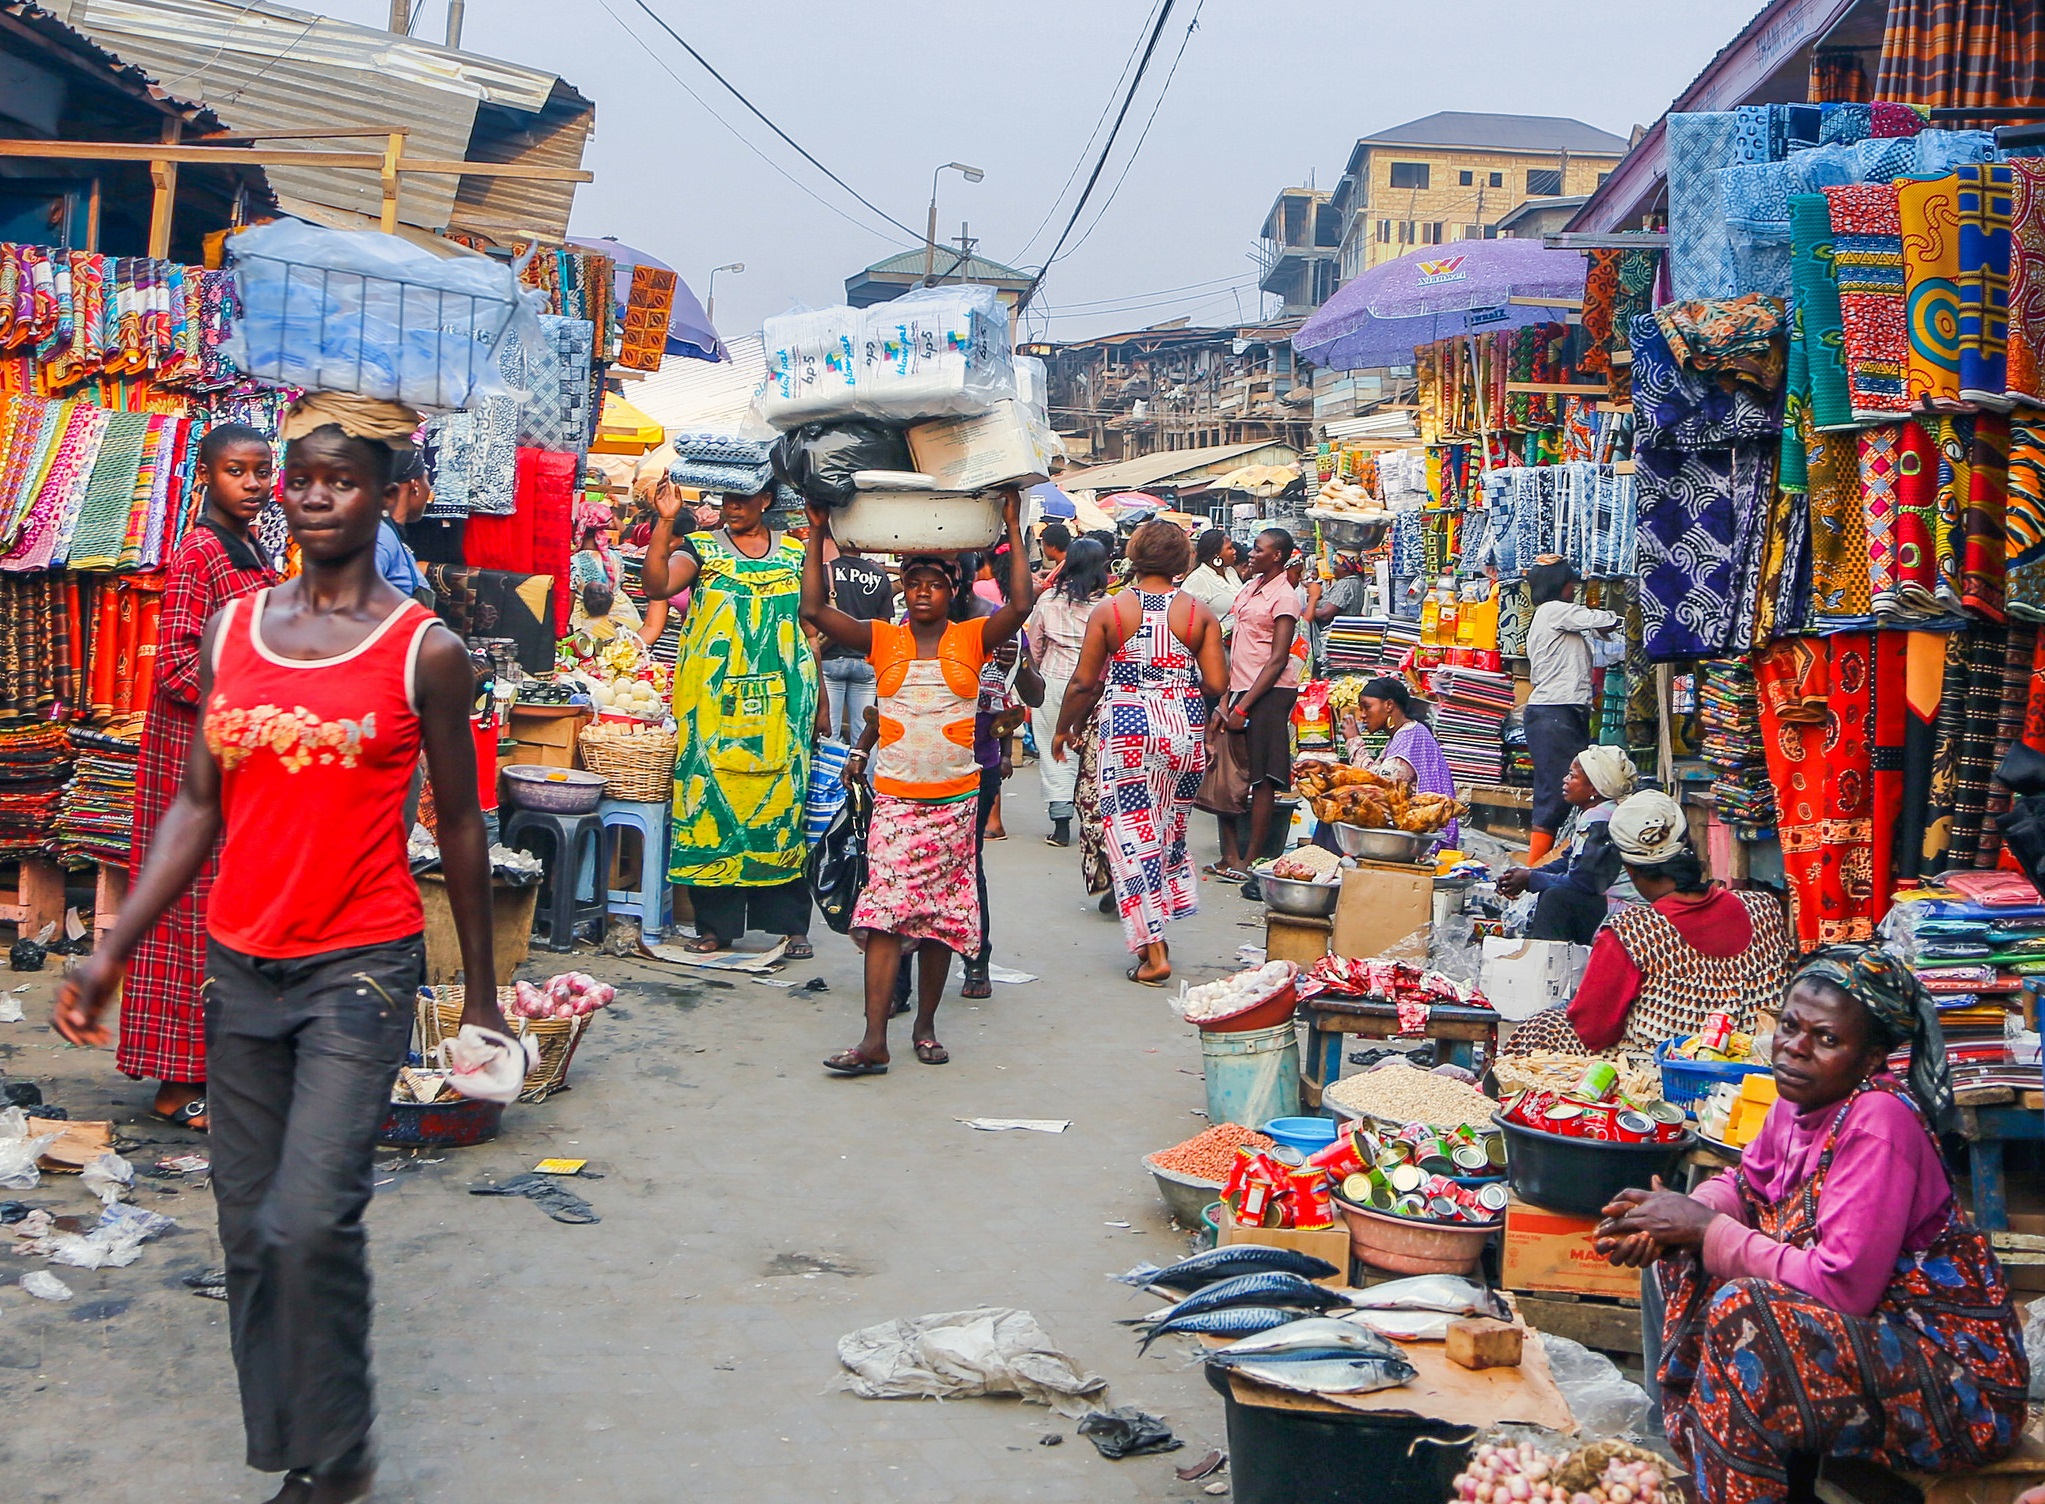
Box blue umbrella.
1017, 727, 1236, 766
1030, 483, 1076, 519
569, 236, 726, 363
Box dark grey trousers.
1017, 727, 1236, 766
205, 935, 423, 1475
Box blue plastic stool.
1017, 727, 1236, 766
504, 808, 608, 951
599, 797, 672, 939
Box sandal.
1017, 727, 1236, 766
150, 1099, 208, 1132
961, 963, 992, 1000
1125, 963, 1171, 989
823, 1049, 888, 1077
783, 937, 815, 961
913, 1039, 950, 1065
1203, 862, 1249, 882
682, 933, 723, 955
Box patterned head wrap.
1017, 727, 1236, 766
1575, 744, 1639, 801
278, 391, 421, 452
1608, 790, 1687, 862
1791, 944, 1952, 1117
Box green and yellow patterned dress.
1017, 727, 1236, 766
668, 530, 817, 896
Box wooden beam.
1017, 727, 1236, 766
1541, 231, 1671, 250
195, 128, 412, 143
1506, 296, 1583, 310
380, 132, 403, 235
147, 117, 180, 260
0, 141, 591, 182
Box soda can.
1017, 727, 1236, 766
1700, 1010, 1733, 1055
1289, 1169, 1335, 1230
1451, 1143, 1491, 1174
1578, 1106, 1618, 1142
1644, 1100, 1687, 1127
1613, 1110, 1655, 1144
1420, 1173, 1460, 1201
1474, 1182, 1509, 1215
1388, 1163, 1426, 1195
1308, 1130, 1368, 1182
1577, 1060, 1620, 1101
1515, 1090, 1556, 1126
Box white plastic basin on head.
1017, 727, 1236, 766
831, 490, 1003, 553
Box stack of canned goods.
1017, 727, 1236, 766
1315, 1121, 1507, 1226
1500, 1059, 1689, 1144
1222, 1145, 1339, 1231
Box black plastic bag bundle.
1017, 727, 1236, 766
1994, 743, 2045, 891
807, 777, 872, 934
770, 421, 913, 507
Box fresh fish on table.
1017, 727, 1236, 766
1124, 1271, 1353, 1329
1343, 1274, 1508, 1320
1207, 1319, 1417, 1395
1343, 1307, 1454, 1341
1212, 1317, 1405, 1357
1112, 1244, 1341, 1294
1137, 1305, 1310, 1352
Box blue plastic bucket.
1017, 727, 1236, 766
1202, 1022, 1301, 1129
1262, 1116, 1338, 1156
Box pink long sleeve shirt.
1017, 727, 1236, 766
1688, 1086, 1950, 1318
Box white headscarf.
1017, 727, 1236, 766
1575, 744, 1639, 802
1608, 791, 1688, 864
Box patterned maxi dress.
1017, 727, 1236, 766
120, 519, 276, 1084
667, 530, 817, 901
1658, 1081, 2029, 1504
1098, 590, 1207, 953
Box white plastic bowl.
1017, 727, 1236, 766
831, 490, 1002, 553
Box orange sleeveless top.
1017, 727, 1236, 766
867, 618, 987, 802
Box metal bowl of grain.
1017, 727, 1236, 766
1253, 862, 1340, 918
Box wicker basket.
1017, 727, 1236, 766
578, 721, 677, 803
417, 986, 593, 1104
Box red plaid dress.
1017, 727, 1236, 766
118, 519, 276, 1083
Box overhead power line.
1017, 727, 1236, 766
1017, 0, 1179, 312
622, 0, 925, 244
1058, 0, 1204, 263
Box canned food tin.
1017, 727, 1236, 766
1485, 1133, 1510, 1171
1451, 1143, 1491, 1174
1578, 1060, 1620, 1101
1475, 1182, 1509, 1214
1267, 1145, 1306, 1168
1541, 1102, 1584, 1126
1700, 1010, 1733, 1054
1239, 1181, 1274, 1225
1308, 1130, 1369, 1182
1645, 1100, 1687, 1127
1288, 1168, 1335, 1230
1613, 1110, 1655, 1143
1340, 1173, 1375, 1204
1427, 1196, 1461, 1220
1655, 1119, 1689, 1143
1388, 1163, 1425, 1195
1419, 1173, 1459, 1200
1577, 1106, 1618, 1142
1393, 1193, 1428, 1218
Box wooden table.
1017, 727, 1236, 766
1301, 996, 1500, 1110
1958, 1103, 2045, 1232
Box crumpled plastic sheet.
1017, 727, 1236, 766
837, 1307, 1108, 1418
34, 1202, 177, 1270
1541, 1333, 1650, 1439
80, 1151, 134, 1206
2024, 1296, 2045, 1400
0, 1106, 59, 1190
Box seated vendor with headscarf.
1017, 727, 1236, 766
1495, 744, 1639, 944
1597, 946, 2029, 1504
1506, 791, 1794, 1057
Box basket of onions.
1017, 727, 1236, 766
416, 972, 617, 1104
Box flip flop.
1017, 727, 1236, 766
1203, 863, 1249, 882
682, 934, 724, 955
912, 1039, 950, 1065
1125, 963, 1170, 989
783, 938, 815, 961
149, 1099, 208, 1132
823, 1050, 888, 1076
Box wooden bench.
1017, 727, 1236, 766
0, 856, 64, 938
1300, 995, 1500, 1109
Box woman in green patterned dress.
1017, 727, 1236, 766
643, 483, 822, 957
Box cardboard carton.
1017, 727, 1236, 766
1482, 937, 1590, 1021
1331, 861, 1432, 960
907, 400, 1053, 492
1217, 1206, 1353, 1287
1500, 1192, 1641, 1300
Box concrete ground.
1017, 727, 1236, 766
0, 786, 1274, 1501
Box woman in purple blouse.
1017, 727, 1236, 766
1346, 676, 1458, 850
1597, 946, 2027, 1504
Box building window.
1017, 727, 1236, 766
1420, 222, 1444, 245
1458, 170, 1474, 186
1488, 171, 1504, 188
1398, 220, 1416, 244
1377, 219, 1392, 243
1597, 171, 1610, 186
1463, 224, 1481, 240
1527, 168, 1563, 196
1389, 161, 1430, 190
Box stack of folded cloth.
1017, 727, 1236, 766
0, 727, 71, 855
1698, 659, 1775, 828
667, 431, 773, 496
1430, 666, 1516, 785
55, 725, 139, 863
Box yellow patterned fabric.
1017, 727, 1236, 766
667, 530, 817, 887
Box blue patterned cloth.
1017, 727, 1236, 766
673, 432, 772, 466
669, 458, 774, 494
1821, 103, 1873, 146
1668, 113, 1745, 300
1629, 316, 1782, 451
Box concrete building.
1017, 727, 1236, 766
844, 244, 1033, 311
1330, 111, 1628, 281
1257, 186, 1342, 316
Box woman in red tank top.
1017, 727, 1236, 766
56, 397, 505, 1504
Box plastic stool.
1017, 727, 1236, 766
599, 797, 672, 939
504, 808, 608, 951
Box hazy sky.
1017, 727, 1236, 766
315, 0, 1765, 342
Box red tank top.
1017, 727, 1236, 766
203, 588, 439, 958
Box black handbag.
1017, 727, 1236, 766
807, 776, 872, 935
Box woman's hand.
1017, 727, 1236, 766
841, 752, 866, 788
1597, 1177, 1716, 1250
1051, 732, 1071, 763
1495, 867, 1532, 899
1223, 702, 1249, 732
651, 479, 682, 522
805, 499, 833, 535
53, 954, 121, 1047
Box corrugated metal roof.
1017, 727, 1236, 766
628, 335, 768, 436
66, 0, 589, 233
1360, 112, 1629, 155
862, 248, 1031, 281
1059, 440, 1296, 494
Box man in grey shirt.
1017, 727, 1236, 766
1308, 551, 1368, 674
1522, 559, 1618, 862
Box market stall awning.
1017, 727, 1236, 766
1211, 463, 1301, 495
569, 235, 725, 363
591, 392, 665, 455
1294, 238, 1588, 372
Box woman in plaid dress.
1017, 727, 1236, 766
120, 425, 278, 1129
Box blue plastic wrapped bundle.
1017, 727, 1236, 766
226, 221, 539, 411
669, 458, 774, 495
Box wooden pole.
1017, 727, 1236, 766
381, 131, 403, 233
147, 117, 180, 259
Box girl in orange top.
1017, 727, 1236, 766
801, 491, 1033, 1074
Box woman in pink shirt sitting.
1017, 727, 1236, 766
1598, 946, 2028, 1504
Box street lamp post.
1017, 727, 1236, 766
705, 262, 744, 325
924, 162, 984, 286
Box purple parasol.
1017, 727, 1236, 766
568, 236, 726, 363
1294, 238, 1587, 372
